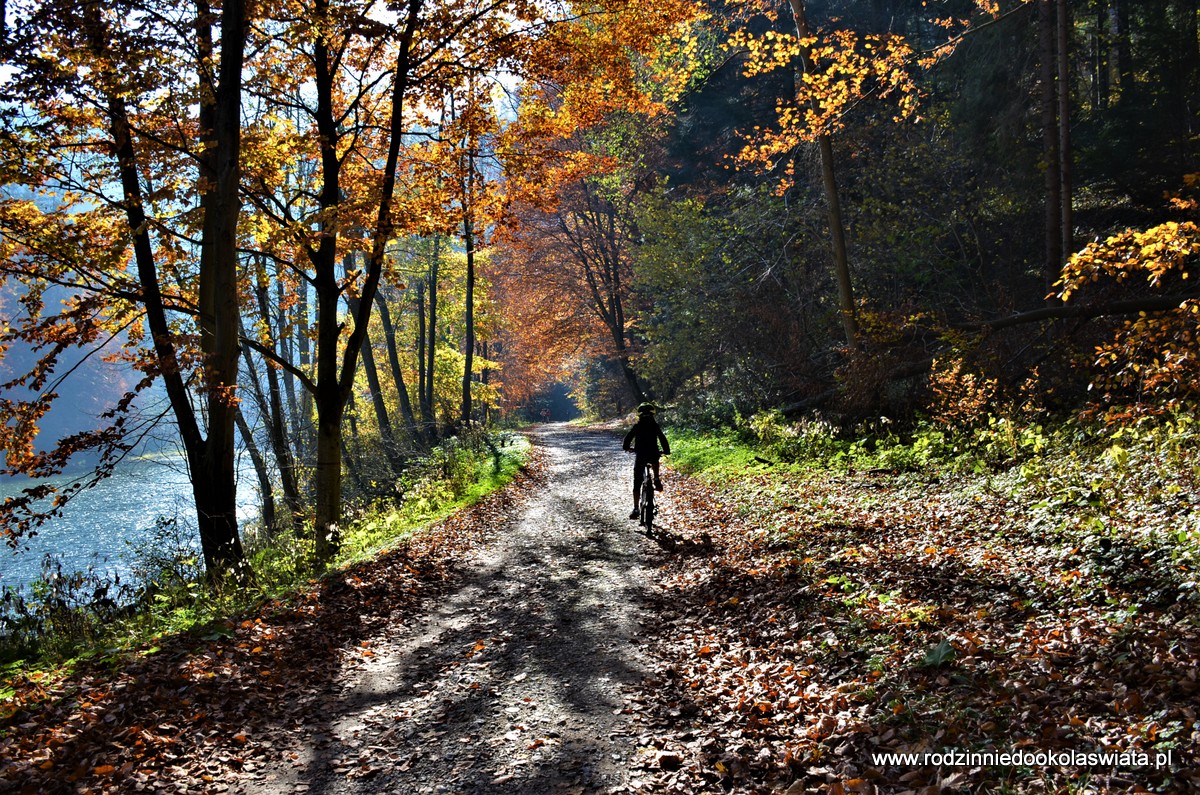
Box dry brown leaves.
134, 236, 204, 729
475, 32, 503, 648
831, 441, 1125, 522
626, 467, 1200, 794
5, 442, 1198, 795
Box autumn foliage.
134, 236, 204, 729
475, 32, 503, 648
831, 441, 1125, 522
1056, 206, 1200, 411
0, 0, 704, 566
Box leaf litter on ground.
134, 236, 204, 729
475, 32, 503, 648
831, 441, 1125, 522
0, 453, 546, 795
627, 464, 1199, 794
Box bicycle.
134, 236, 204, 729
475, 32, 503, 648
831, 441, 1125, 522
638, 460, 657, 531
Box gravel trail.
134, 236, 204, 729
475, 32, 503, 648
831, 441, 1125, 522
236, 424, 655, 795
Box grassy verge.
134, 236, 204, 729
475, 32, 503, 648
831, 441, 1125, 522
670, 410, 1200, 588
335, 431, 529, 564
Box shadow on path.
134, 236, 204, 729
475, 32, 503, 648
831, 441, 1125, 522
235, 425, 655, 795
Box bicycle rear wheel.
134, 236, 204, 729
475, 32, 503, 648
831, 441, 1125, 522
640, 468, 655, 530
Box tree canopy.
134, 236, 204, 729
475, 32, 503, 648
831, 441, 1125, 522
1, 0, 1198, 577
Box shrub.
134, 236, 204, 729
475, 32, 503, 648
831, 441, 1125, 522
0, 555, 133, 661
744, 410, 844, 463
928, 356, 996, 430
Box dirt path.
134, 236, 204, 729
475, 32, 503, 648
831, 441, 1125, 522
235, 424, 655, 795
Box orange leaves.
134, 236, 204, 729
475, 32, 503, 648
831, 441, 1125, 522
729, 29, 808, 77
928, 356, 997, 429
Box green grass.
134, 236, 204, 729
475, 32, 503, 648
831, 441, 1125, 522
668, 408, 1200, 611
668, 429, 772, 479
336, 433, 529, 564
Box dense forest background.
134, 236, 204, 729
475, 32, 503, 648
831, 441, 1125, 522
1, 0, 1198, 583
503, 0, 1200, 427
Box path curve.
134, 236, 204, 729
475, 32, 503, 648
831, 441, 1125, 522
236, 424, 654, 795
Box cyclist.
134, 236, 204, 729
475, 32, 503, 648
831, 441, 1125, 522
623, 402, 670, 520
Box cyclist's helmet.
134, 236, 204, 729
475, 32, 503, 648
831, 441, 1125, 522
637, 402, 657, 415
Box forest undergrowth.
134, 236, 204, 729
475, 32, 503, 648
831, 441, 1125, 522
626, 409, 1199, 794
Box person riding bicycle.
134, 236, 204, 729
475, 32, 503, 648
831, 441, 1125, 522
623, 402, 670, 520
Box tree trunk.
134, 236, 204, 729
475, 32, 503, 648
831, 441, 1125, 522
345, 254, 403, 474
1041, 0, 1063, 277
1115, 0, 1132, 101
480, 340, 490, 425
234, 408, 276, 537
194, 0, 250, 583
461, 155, 477, 427
816, 136, 858, 348
1177, 0, 1200, 136
312, 373, 343, 563
85, 0, 249, 584
251, 277, 303, 527
1094, 0, 1110, 109
415, 278, 427, 431
277, 276, 302, 472
374, 290, 421, 441
1057, 0, 1073, 262
425, 235, 441, 440
313, 410, 343, 562
311, 249, 343, 559
294, 276, 315, 465
786, 0, 859, 349
240, 334, 302, 530
616, 347, 645, 405
310, 0, 424, 565
358, 324, 404, 472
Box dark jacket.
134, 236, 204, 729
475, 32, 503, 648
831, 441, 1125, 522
623, 416, 670, 458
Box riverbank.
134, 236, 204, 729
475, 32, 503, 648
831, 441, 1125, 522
0, 430, 530, 666
0, 438, 542, 793
0, 452, 261, 593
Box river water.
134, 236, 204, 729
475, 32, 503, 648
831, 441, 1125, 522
0, 453, 262, 593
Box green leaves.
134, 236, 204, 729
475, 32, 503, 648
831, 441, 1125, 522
919, 638, 956, 669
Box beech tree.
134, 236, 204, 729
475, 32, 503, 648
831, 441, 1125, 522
507, 180, 646, 406
1054, 178, 1200, 408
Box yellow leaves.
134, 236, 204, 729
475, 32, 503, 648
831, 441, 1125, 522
1056, 199, 1200, 405
731, 16, 923, 187
1056, 220, 1200, 298
730, 30, 807, 77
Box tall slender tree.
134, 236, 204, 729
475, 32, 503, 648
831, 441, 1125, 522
786, 0, 858, 349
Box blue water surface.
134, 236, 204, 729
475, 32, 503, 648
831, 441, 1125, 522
0, 453, 262, 592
